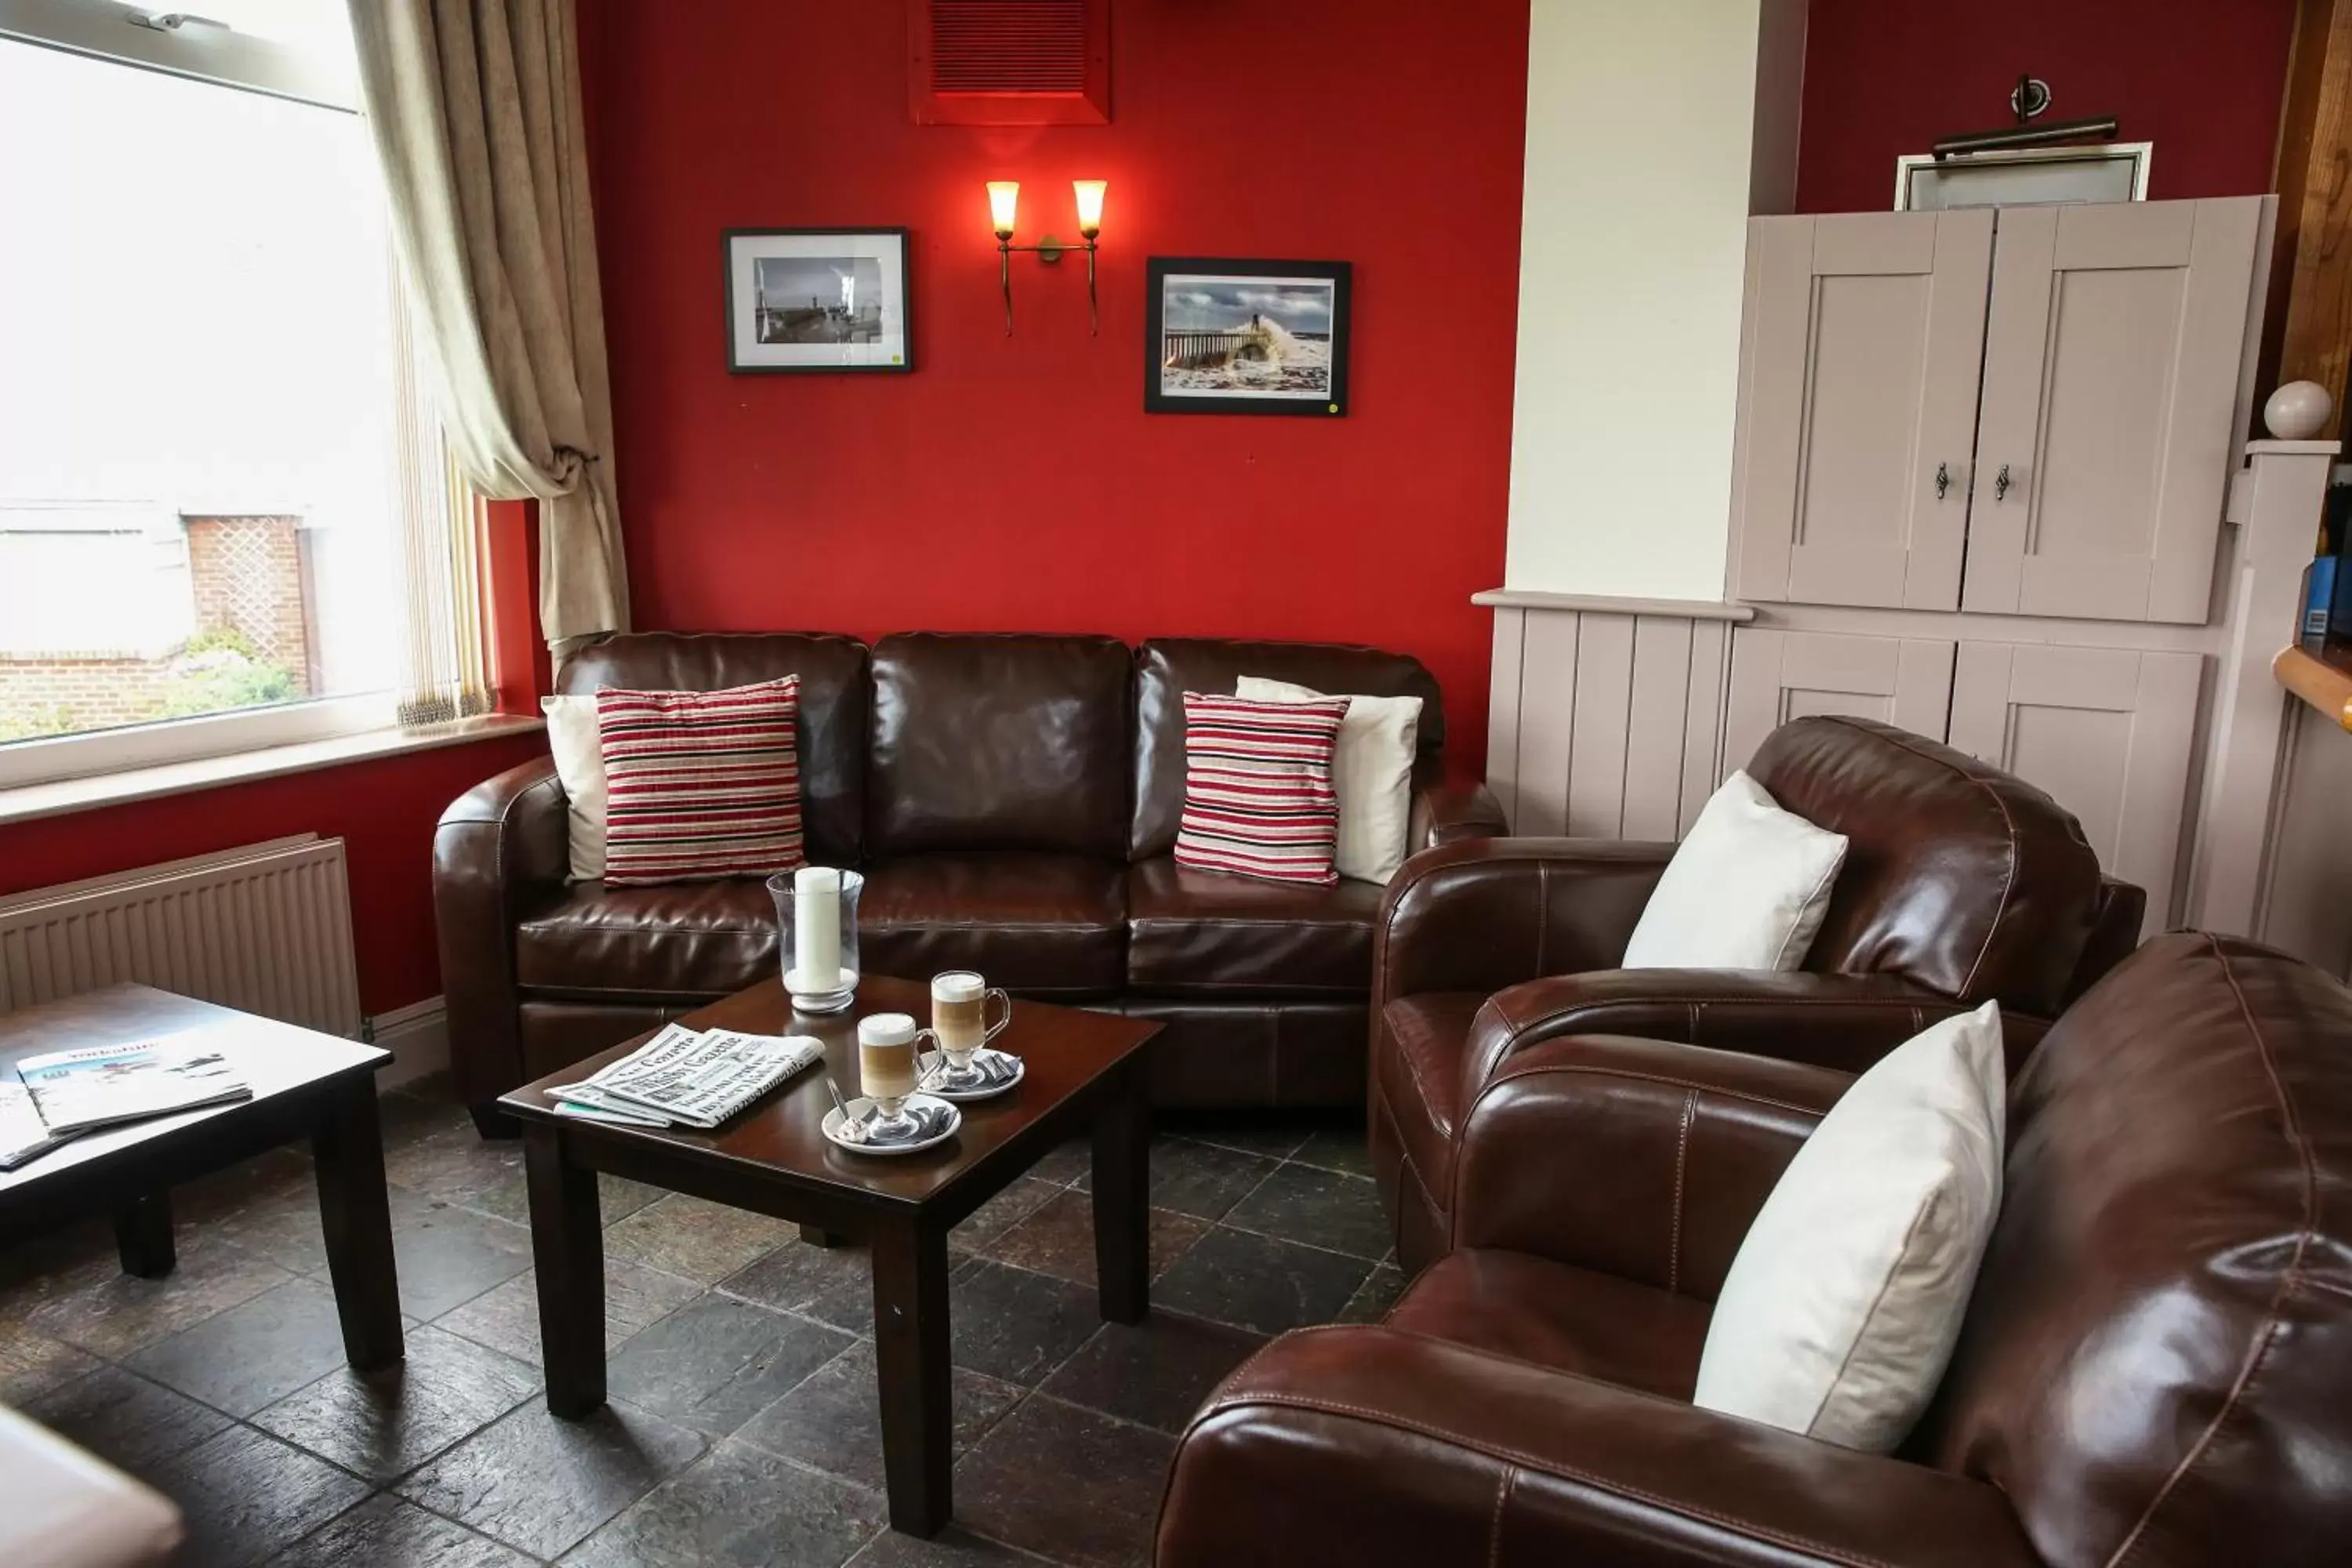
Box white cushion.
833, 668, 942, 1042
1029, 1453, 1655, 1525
1236, 676, 1423, 884
541, 692, 608, 882
1693, 1000, 2007, 1451
1621, 771, 1846, 971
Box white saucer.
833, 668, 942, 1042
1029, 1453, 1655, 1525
916, 1048, 1025, 1102
822, 1093, 960, 1156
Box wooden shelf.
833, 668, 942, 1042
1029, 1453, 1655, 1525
2275, 642, 2352, 731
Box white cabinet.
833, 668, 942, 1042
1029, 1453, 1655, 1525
1946, 644, 2205, 927
1730, 211, 1990, 612
1731, 197, 2264, 624
1723, 630, 1955, 775
1962, 201, 2262, 623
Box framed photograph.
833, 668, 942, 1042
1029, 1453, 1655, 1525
724, 227, 912, 373
1145, 257, 1351, 416
1894, 143, 2151, 212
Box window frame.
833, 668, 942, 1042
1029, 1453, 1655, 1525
0, 0, 358, 111
0, 0, 410, 795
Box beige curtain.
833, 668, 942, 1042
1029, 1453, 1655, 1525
346, 0, 629, 650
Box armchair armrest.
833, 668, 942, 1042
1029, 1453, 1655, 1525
433, 754, 567, 1115
1374, 837, 1677, 1006
1157, 1327, 2037, 1568
1450, 1034, 1846, 1294
1406, 779, 1510, 851
1460, 969, 2023, 1118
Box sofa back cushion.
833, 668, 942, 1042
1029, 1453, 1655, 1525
869, 633, 1131, 857
1131, 639, 1444, 861
1747, 716, 2103, 1018
1911, 933, 2352, 1566
558, 631, 870, 866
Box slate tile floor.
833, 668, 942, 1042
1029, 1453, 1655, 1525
0, 1076, 1398, 1568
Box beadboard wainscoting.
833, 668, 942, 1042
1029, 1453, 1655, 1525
1478, 591, 1753, 844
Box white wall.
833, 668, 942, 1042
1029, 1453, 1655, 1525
1503, 1, 1804, 601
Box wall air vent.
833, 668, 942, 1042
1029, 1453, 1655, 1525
909, 0, 1110, 125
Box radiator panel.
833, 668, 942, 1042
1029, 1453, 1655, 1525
0, 835, 363, 1037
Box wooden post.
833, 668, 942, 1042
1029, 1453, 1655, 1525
2263, 0, 2352, 437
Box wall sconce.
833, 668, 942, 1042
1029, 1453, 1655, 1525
989, 179, 1105, 336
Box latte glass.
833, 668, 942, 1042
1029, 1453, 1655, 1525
928, 971, 1011, 1091
855, 1012, 931, 1139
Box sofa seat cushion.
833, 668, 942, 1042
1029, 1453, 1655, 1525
1386, 1247, 1711, 1401
860, 853, 1126, 997
1126, 855, 1385, 994
1375, 992, 1483, 1203
516, 879, 777, 999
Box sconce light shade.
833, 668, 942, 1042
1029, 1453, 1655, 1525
1073, 180, 1107, 238
986, 180, 1020, 238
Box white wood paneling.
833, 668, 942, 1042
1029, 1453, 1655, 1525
1490, 607, 1740, 841
1725, 629, 1955, 770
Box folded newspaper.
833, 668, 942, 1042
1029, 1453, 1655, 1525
550, 1025, 822, 1129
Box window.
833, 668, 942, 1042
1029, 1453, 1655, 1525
0, 1, 483, 789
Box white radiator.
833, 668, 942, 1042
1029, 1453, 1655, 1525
0, 834, 364, 1037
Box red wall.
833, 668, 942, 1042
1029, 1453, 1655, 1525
0, 735, 547, 1016
578, 0, 1529, 771
1796, 0, 2296, 213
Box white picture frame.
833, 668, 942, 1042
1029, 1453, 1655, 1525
1894, 143, 2152, 212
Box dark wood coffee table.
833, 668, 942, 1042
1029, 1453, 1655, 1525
0, 985, 404, 1372
499, 974, 1158, 1537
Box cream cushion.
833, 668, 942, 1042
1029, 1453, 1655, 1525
542, 692, 608, 882
1693, 1000, 2007, 1451
1236, 676, 1422, 884
1621, 771, 1846, 971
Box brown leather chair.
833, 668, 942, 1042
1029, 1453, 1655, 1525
434, 631, 1505, 1131
1158, 931, 2352, 1566
1371, 716, 2144, 1272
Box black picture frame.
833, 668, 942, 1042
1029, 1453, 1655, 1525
1144, 256, 1352, 416
724, 227, 914, 374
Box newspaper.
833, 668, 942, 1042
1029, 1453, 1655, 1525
550, 1025, 822, 1129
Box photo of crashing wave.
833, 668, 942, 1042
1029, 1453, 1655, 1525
1158, 275, 1334, 397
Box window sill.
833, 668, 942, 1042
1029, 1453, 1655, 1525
0, 713, 546, 827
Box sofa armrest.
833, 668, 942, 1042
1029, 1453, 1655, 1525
1459, 969, 2025, 1120
433, 755, 567, 1114
1374, 837, 1678, 1007
1157, 1327, 2037, 1568
1406, 779, 1510, 852
1450, 1034, 1846, 1294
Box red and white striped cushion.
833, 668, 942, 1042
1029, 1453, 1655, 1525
596, 676, 805, 887
1174, 691, 1351, 885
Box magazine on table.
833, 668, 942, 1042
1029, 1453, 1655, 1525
14, 1037, 252, 1138
0, 1080, 82, 1170
549, 1024, 822, 1129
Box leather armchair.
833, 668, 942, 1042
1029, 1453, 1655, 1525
1371, 715, 2144, 1271
1162, 932, 2352, 1567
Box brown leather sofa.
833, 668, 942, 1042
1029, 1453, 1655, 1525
434, 631, 1504, 1131
1371, 716, 2145, 1272
1158, 931, 2352, 1566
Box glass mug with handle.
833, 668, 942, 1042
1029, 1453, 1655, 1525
927, 971, 1012, 1091
855, 1012, 935, 1142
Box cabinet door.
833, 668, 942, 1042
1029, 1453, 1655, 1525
1947, 644, 2204, 928
1723, 630, 1955, 776
1731, 210, 1991, 612
1962, 198, 2263, 623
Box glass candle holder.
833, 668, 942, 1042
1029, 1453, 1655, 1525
768, 867, 862, 1014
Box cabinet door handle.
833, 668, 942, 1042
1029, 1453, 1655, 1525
1994, 463, 2013, 503
1935, 462, 1951, 500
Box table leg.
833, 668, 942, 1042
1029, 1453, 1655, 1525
311, 1078, 405, 1370
871, 1215, 952, 1536
525, 1122, 607, 1417
1091, 1058, 1149, 1324
112, 1192, 175, 1279
799, 1223, 844, 1248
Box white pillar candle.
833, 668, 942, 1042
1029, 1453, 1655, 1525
793, 866, 841, 989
